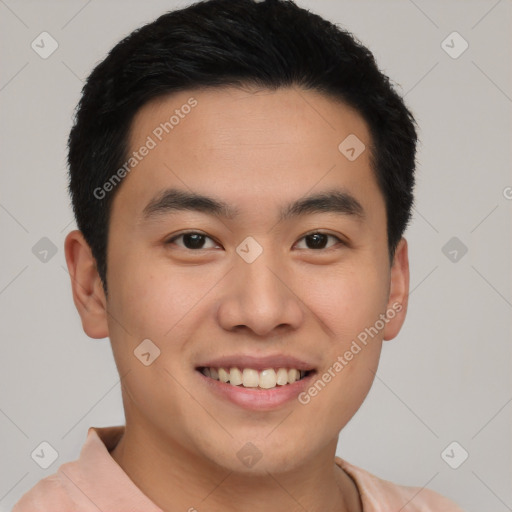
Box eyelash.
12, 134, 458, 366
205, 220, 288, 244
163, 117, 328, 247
165, 230, 346, 251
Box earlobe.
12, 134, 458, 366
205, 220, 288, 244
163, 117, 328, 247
64, 230, 109, 339
383, 237, 410, 341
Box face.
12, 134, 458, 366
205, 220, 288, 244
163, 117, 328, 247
67, 86, 409, 474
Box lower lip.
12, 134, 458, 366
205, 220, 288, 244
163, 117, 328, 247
196, 370, 316, 411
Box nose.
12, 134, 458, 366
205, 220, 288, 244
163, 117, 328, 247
216, 251, 305, 337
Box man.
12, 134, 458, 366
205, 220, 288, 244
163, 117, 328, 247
13, 0, 464, 510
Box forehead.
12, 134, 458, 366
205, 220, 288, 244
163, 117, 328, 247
113, 86, 380, 223
130, 85, 370, 153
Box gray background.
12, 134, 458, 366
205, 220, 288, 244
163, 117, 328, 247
1, 1, 511, 510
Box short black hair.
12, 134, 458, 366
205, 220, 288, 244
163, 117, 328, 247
68, 0, 417, 293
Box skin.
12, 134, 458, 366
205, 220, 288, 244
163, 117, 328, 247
65, 85, 409, 512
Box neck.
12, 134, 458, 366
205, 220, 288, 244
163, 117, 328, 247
110, 418, 362, 512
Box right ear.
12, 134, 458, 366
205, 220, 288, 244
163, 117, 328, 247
64, 230, 109, 339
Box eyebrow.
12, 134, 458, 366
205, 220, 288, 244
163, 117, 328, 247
141, 187, 365, 223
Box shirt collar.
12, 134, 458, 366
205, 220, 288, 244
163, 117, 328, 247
58, 425, 163, 512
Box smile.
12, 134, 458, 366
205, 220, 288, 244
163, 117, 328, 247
198, 366, 311, 389
195, 365, 317, 411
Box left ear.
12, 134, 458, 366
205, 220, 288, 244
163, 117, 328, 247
383, 237, 409, 341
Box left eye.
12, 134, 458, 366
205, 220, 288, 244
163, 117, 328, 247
294, 232, 342, 250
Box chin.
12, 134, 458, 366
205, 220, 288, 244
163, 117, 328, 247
195, 432, 316, 476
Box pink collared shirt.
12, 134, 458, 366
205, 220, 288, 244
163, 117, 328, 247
13, 425, 465, 511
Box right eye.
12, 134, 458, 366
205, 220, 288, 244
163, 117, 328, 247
165, 231, 221, 250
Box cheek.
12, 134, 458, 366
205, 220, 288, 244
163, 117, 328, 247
297, 259, 390, 340
298, 260, 388, 427
107, 251, 223, 344
104, 256, 206, 420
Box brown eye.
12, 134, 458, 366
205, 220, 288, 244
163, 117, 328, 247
166, 232, 219, 250
295, 232, 343, 250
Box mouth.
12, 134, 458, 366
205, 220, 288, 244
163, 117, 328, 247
194, 357, 318, 410
196, 366, 314, 390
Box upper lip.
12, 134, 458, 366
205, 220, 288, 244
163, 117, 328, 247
196, 354, 317, 372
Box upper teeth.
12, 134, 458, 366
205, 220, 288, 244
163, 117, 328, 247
201, 367, 308, 389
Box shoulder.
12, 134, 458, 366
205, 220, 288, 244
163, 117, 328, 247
335, 457, 465, 511
12, 467, 78, 512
